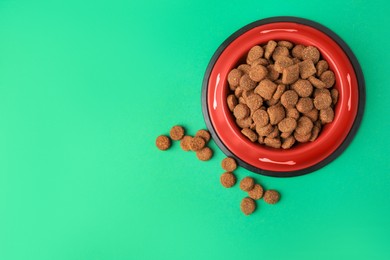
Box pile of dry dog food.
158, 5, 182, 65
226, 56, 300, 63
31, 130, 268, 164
156, 126, 280, 216
227, 40, 338, 149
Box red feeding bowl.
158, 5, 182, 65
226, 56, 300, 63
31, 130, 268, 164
202, 17, 365, 177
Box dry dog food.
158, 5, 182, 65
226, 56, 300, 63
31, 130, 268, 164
155, 135, 171, 150
220, 172, 237, 188
240, 177, 255, 191
170, 125, 185, 140
196, 147, 213, 161
248, 184, 264, 200
263, 190, 280, 204
221, 157, 237, 172
240, 197, 256, 215
227, 41, 338, 149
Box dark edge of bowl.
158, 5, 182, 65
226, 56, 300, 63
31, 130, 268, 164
201, 16, 365, 177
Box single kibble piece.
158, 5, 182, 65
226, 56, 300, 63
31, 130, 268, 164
291, 79, 313, 97
234, 87, 243, 98
314, 92, 332, 110
221, 157, 237, 171
195, 129, 211, 143
190, 136, 206, 151
227, 94, 238, 112
320, 107, 335, 124
331, 88, 339, 105
241, 197, 256, 215
196, 147, 213, 161
250, 58, 269, 66
267, 64, 279, 81
156, 135, 171, 151
240, 74, 257, 90
254, 79, 277, 100
320, 70, 335, 88
304, 108, 319, 122
180, 136, 193, 151
249, 64, 268, 82
278, 117, 297, 133
282, 136, 296, 149
263, 190, 280, 204
310, 125, 321, 142
299, 60, 316, 79
220, 172, 236, 188
236, 117, 253, 128
240, 177, 255, 191
316, 60, 329, 76
246, 94, 263, 111
296, 97, 314, 113
294, 131, 311, 143
233, 103, 250, 119
248, 184, 264, 200
281, 90, 299, 109
227, 69, 243, 88
272, 46, 289, 61
286, 108, 300, 120
241, 128, 258, 142
282, 64, 299, 84
264, 137, 281, 148
274, 56, 294, 73
302, 46, 320, 64
267, 126, 279, 139
238, 64, 251, 74
278, 40, 294, 49
252, 109, 269, 127
314, 88, 331, 97
295, 116, 314, 135
267, 104, 286, 125
264, 40, 277, 60
280, 131, 292, 139
308, 76, 326, 89
292, 44, 305, 59
272, 84, 286, 100
170, 125, 185, 140
247, 45, 264, 61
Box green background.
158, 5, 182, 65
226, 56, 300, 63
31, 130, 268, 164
1, 0, 389, 259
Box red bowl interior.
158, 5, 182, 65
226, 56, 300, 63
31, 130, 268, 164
207, 22, 359, 172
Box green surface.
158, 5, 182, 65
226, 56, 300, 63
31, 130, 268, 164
1, 0, 389, 259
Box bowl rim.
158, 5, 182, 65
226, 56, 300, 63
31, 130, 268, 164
201, 16, 365, 177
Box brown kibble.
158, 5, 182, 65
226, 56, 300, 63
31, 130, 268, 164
266, 98, 279, 106
264, 137, 281, 148
236, 117, 253, 128
272, 84, 286, 100
264, 40, 277, 60
280, 131, 292, 139
242, 89, 254, 100
314, 88, 331, 97
241, 128, 258, 142
256, 123, 274, 136
238, 97, 246, 105
292, 57, 301, 64
190, 136, 206, 151
274, 56, 293, 73
302, 46, 320, 64
281, 90, 299, 109
296, 97, 314, 113
252, 109, 269, 127
267, 64, 279, 81
250, 58, 269, 66
180, 136, 193, 151
247, 45, 264, 61
278, 117, 297, 133
195, 129, 211, 143
320, 107, 335, 124
308, 76, 326, 89
295, 116, 314, 135
258, 135, 265, 144
314, 92, 332, 110
291, 79, 313, 97
292, 44, 305, 59
303, 108, 319, 122
316, 60, 329, 76
228, 69, 243, 88
241, 197, 256, 215
240, 177, 255, 191
249, 64, 268, 82
286, 108, 300, 120
278, 40, 293, 49
254, 79, 277, 100
267, 104, 286, 125
248, 184, 264, 200
320, 70, 335, 88
170, 125, 185, 140
310, 125, 321, 142
196, 147, 213, 161
246, 94, 263, 111
220, 172, 236, 188
294, 130, 311, 143
282, 136, 296, 149
263, 190, 280, 204
240, 74, 256, 90
227, 94, 238, 112
233, 103, 250, 119
156, 135, 171, 151
221, 157, 237, 171
267, 126, 279, 139
299, 60, 316, 79
331, 88, 339, 105
282, 64, 299, 84
234, 87, 243, 98
238, 64, 251, 74
272, 46, 289, 61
